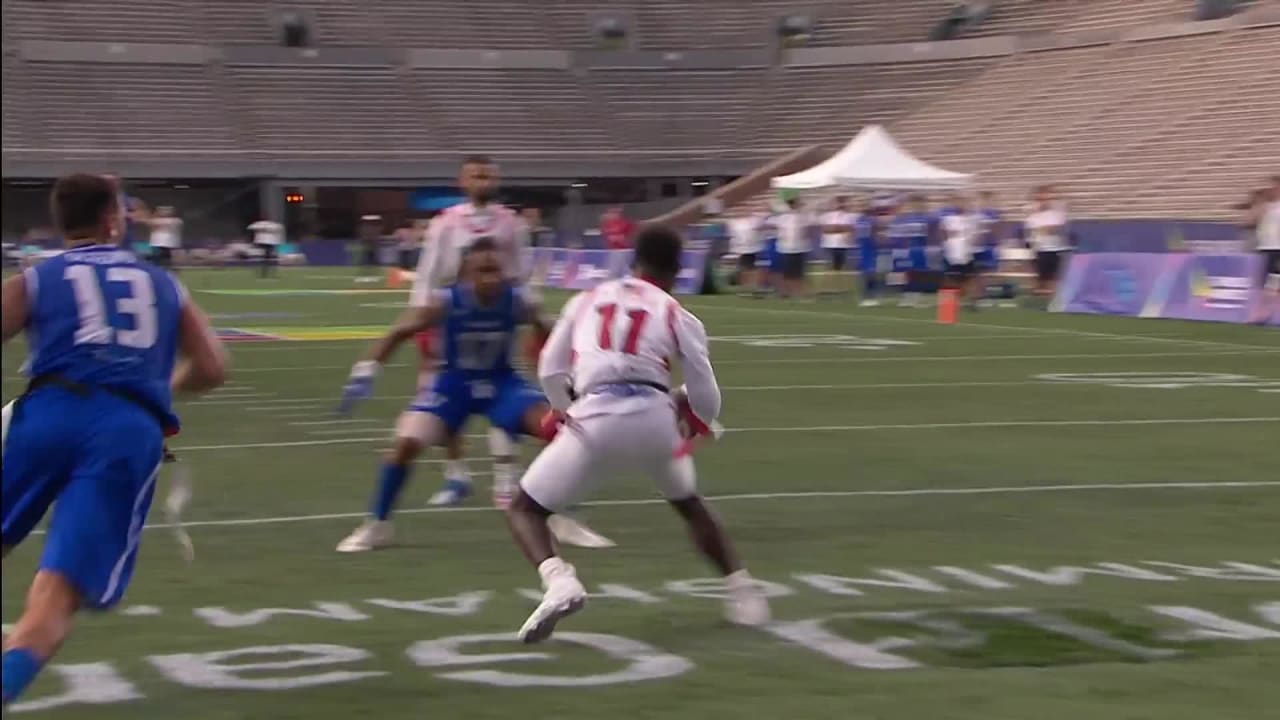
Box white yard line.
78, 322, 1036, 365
217, 349, 1277, 375
690, 302, 1279, 351
174, 416, 1279, 451
289, 418, 382, 426
44, 480, 1280, 535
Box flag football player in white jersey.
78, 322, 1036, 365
411, 155, 531, 508
507, 225, 770, 643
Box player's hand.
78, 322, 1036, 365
337, 360, 380, 416
537, 409, 567, 442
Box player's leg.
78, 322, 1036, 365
645, 415, 770, 627
4, 405, 163, 704
506, 415, 609, 642
415, 333, 474, 506
337, 378, 463, 552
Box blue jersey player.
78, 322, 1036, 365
888, 196, 933, 307
1, 173, 227, 707
334, 238, 611, 552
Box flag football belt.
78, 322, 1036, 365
584, 380, 670, 398
21, 374, 177, 438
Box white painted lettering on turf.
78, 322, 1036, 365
519, 584, 668, 605
8, 663, 143, 714
970, 607, 1176, 660
1149, 606, 1280, 642
793, 571, 949, 596
991, 563, 1179, 586
366, 591, 491, 617
149, 644, 385, 690
1254, 602, 1280, 626
764, 614, 929, 670
931, 566, 1014, 590
664, 577, 796, 600
406, 632, 693, 687
1143, 561, 1280, 581
193, 602, 369, 628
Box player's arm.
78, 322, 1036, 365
1, 272, 30, 344
408, 216, 446, 308
673, 307, 721, 426
537, 292, 586, 412
172, 289, 229, 394
360, 292, 448, 366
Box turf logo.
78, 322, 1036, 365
1036, 371, 1280, 392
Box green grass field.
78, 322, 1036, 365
3, 268, 1278, 719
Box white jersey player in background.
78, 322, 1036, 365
504, 225, 770, 643
409, 155, 530, 508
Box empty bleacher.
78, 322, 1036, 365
587, 68, 767, 152
413, 68, 614, 154
20, 61, 237, 155
5, 0, 199, 45
226, 64, 430, 154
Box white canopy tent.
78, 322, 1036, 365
771, 125, 974, 191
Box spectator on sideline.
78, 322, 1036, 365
1024, 185, 1068, 298
729, 212, 767, 297
1255, 178, 1280, 319
147, 205, 183, 271
942, 193, 981, 309
774, 196, 814, 300
855, 197, 881, 307
521, 207, 555, 247
248, 218, 284, 278
974, 191, 1003, 304
600, 206, 635, 250
819, 196, 856, 296
393, 220, 418, 271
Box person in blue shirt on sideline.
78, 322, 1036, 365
888, 195, 933, 307
974, 191, 1003, 307
855, 199, 881, 306
1, 173, 228, 707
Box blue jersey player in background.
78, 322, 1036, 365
334, 238, 612, 553
1, 173, 227, 706
888, 195, 933, 307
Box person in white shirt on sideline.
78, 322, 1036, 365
147, 206, 183, 272
819, 196, 856, 296
248, 218, 284, 278
1023, 185, 1069, 297
729, 212, 767, 296
1253, 178, 1280, 323
942, 193, 982, 309
774, 197, 814, 299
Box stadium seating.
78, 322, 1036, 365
5, 0, 198, 44
414, 69, 615, 154
20, 61, 237, 155
587, 68, 767, 152
226, 64, 431, 153
2, 56, 23, 150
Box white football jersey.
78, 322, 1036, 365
538, 278, 721, 424
409, 201, 529, 307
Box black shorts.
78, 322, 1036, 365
946, 260, 975, 279
738, 252, 758, 270
781, 252, 806, 280
1262, 249, 1280, 281
827, 247, 848, 271
152, 246, 174, 267
1036, 251, 1063, 282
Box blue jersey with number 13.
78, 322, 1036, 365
23, 244, 184, 428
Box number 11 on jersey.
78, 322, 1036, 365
596, 303, 649, 355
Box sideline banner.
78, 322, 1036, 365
1053, 253, 1278, 326
528, 248, 708, 295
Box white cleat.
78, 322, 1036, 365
549, 515, 616, 548
725, 570, 771, 627
859, 298, 880, 307
518, 562, 587, 644
336, 519, 394, 553
427, 479, 473, 507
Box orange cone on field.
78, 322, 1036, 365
386, 267, 403, 289
937, 289, 958, 324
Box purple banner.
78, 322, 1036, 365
529, 248, 707, 295
1053, 252, 1278, 326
